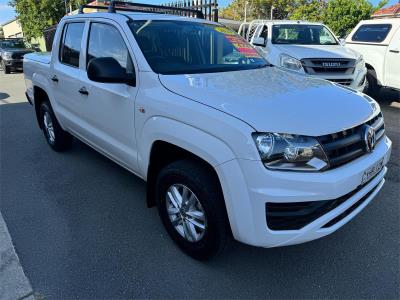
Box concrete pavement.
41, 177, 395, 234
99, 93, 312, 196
0, 72, 27, 105
0, 213, 34, 300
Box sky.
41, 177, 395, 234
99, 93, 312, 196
1, 0, 398, 25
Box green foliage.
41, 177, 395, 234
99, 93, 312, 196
222, 0, 390, 37
221, 0, 299, 21
289, 0, 327, 22
0, 27, 4, 39
323, 0, 375, 37
8, 0, 87, 40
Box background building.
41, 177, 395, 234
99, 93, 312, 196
372, 3, 400, 18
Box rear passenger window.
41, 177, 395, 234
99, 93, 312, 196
352, 24, 392, 43
87, 22, 133, 75
60, 22, 85, 67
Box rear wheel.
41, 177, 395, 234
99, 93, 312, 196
156, 159, 229, 260
39, 101, 72, 151
364, 69, 381, 99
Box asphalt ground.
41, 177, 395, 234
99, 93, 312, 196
0, 73, 399, 299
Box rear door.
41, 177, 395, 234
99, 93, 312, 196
385, 26, 400, 89
51, 21, 87, 129
76, 20, 139, 171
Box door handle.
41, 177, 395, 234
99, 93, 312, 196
51, 75, 58, 82
78, 87, 89, 96
389, 49, 399, 53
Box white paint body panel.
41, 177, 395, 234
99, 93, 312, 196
346, 18, 400, 90
23, 12, 392, 248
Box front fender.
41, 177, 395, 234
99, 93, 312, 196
138, 116, 235, 179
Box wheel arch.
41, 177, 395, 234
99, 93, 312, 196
33, 85, 50, 129
140, 117, 236, 208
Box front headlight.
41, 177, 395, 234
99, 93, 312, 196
253, 133, 329, 171
3, 52, 12, 60
280, 54, 304, 72
356, 56, 364, 69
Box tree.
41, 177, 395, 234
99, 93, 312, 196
289, 0, 327, 22
323, 0, 372, 36
221, 0, 300, 21
9, 0, 87, 40
289, 0, 389, 36
0, 26, 4, 39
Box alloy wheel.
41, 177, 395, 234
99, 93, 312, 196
165, 184, 207, 242
43, 111, 55, 143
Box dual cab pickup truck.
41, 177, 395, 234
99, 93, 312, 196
0, 38, 35, 74
240, 20, 367, 92
345, 18, 400, 97
24, 2, 392, 259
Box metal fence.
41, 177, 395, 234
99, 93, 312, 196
163, 0, 218, 22
42, 0, 219, 51
43, 25, 57, 51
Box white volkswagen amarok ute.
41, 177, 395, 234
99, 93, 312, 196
23, 2, 392, 259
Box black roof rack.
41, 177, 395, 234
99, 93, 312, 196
78, 1, 205, 19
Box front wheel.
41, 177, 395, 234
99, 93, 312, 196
39, 101, 72, 151
364, 69, 381, 99
156, 160, 229, 260
1, 61, 10, 74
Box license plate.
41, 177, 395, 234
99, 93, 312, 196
361, 158, 384, 185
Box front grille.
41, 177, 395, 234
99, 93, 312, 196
330, 79, 353, 86
266, 179, 381, 231
319, 113, 385, 169
301, 58, 355, 75
11, 52, 30, 59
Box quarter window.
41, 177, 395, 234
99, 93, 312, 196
60, 22, 85, 67
87, 22, 133, 75
352, 24, 392, 43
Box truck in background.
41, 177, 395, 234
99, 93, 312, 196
345, 18, 400, 97
240, 20, 367, 92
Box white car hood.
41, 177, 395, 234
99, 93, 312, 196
159, 67, 376, 136
274, 44, 359, 60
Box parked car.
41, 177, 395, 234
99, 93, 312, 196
23, 2, 392, 260
240, 20, 367, 92
0, 38, 35, 74
345, 18, 400, 97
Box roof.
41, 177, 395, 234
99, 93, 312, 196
1, 18, 18, 27
372, 3, 400, 18
65, 10, 217, 25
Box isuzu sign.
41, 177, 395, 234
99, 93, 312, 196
322, 62, 341, 67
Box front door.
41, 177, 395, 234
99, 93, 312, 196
385, 27, 400, 89
76, 21, 139, 172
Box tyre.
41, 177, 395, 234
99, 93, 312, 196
1, 61, 10, 74
364, 69, 381, 99
39, 101, 72, 151
156, 159, 229, 260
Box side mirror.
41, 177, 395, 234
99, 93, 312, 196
339, 38, 346, 46
87, 57, 135, 86
252, 37, 266, 47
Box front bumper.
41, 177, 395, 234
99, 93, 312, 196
216, 135, 392, 248
2, 59, 23, 70
308, 66, 367, 92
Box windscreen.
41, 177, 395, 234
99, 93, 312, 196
129, 20, 267, 74
0, 40, 26, 49
272, 24, 338, 45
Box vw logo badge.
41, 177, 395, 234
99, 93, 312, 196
364, 125, 376, 153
